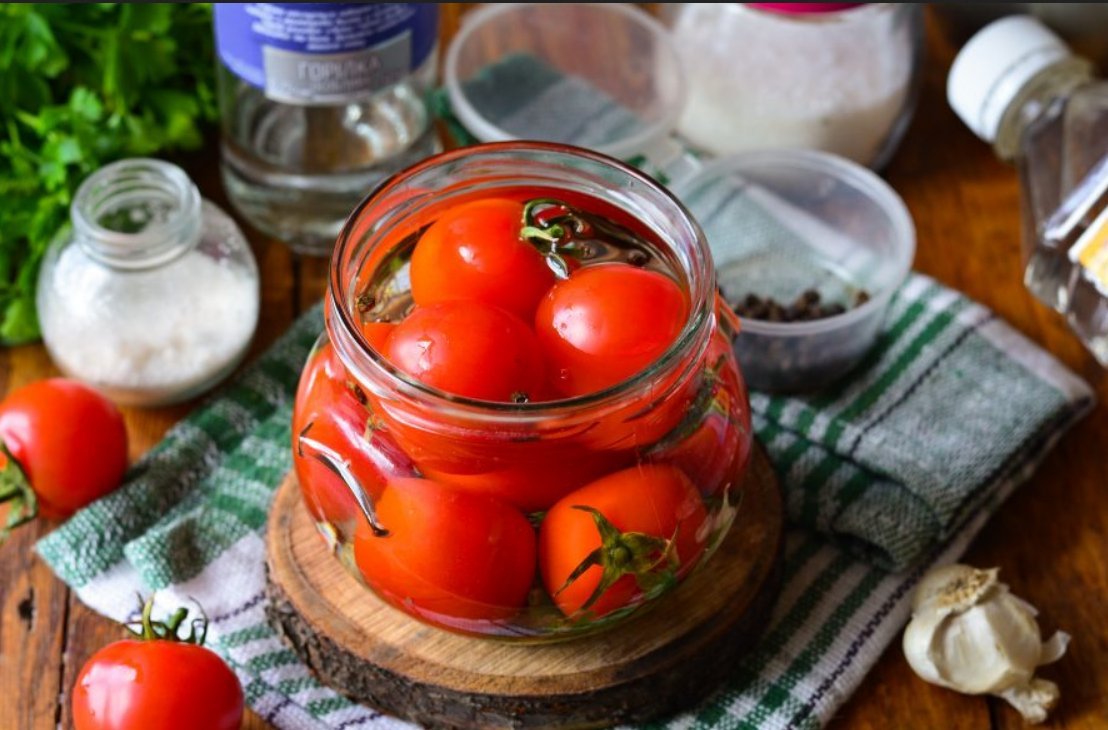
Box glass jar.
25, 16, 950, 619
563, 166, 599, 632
37, 159, 260, 406
663, 3, 924, 169
292, 142, 753, 640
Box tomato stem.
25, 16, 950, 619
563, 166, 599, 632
520, 197, 595, 281
127, 594, 209, 645
0, 443, 37, 541
554, 505, 679, 615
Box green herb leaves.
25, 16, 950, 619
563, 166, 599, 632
0, 3, 218, 344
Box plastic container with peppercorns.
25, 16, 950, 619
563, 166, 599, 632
673, 149, 915, 393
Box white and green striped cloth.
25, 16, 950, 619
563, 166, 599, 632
38, 53, 1094, 730
36, 276, 1092, 728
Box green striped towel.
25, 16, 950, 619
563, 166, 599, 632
37, 53, 1094, 729
36, 281, 1091, 730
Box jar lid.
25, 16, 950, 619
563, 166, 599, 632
747, 3, 863, 13
947, 16, 1072, 143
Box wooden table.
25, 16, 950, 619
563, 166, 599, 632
2, 6, 1106, 729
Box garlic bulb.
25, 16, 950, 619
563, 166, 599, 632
902, 564, 1069, 724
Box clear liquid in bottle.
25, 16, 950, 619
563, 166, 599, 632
214, 4, 441, 256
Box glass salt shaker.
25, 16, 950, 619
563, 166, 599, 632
37, 159, 260, 406
948, 16, 1108, 364
662, 3, 924, 169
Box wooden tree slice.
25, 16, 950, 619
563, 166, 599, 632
266, 447, 783, 729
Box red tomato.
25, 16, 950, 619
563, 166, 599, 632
386, 301, 546, 402
353, 477, 537, 626
292, 340, 415, 529
539, 464, 707, 618
419, 445, 634, 513
534, 263, 687, 397
410, 197, 556, 320
360, 320, 396, 354
0, 379, 127, 520
647, 339, 752, 497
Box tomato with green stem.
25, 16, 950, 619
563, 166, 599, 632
0, 378, 128, 532
410, 197, 556, 321
534, 263, 688, 398
353, 476, 537, 626
539, 464, 708, 618
72, 596, 243, 730
386, 300, 547, 403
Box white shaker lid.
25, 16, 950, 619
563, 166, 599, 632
947, 16, 1071, 143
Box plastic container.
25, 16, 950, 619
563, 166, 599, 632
662, 3, 924, 169
444, 4, 685, 159
37, 159, 259, 406
292, 142, 753, 640
672, 149, 915, 392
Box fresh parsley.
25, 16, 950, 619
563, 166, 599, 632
0, 3, 218, 344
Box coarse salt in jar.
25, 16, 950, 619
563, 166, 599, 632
291, 142, 753, 640
664, 3, 924, 169
37, 158, 260, 406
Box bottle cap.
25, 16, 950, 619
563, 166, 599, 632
948, 16, 1072, 143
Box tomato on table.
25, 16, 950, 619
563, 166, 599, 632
353, 476, 536, 624
0, 378, 128, 525
534, 263, 688, 398
386, 300, 547, 403
539, 464, 708, 618
410, 197, 556, 321
72, 597, 243, 730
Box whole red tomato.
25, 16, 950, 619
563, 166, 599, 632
72, 599, 243, 730
539, 464, 707, 618
534, 263, 687, 397
410, 197, 556, 320
386, 301, 547, 402
0, 378, 127, 523
354, 476, 537, 626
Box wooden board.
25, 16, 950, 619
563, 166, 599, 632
265, 446, 783, 729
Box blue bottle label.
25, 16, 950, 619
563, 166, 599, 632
214, 3, 438, 105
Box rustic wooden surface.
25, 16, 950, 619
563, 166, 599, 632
265, 447, 781, 729
0, 5, 1105, 729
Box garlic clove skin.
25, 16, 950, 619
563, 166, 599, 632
902, 564, 1069, 724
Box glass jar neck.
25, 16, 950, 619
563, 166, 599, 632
993, 57, 1095, 162
71, 158, 202, 270
327, 142, 716, 425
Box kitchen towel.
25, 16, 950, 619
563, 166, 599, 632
38, 51, 1095, 730
37, 282, 1092, 730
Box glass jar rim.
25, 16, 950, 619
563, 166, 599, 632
327, 141, 716, 421
71, 158, 202, 270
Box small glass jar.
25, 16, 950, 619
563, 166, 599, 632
292, 142, 753, 640
37, 159, 260, 406
664, 3, 924, 169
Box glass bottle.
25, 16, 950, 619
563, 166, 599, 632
214, 3, 441, 256
37, 159, 259, 406
949, 16, 1108, 364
